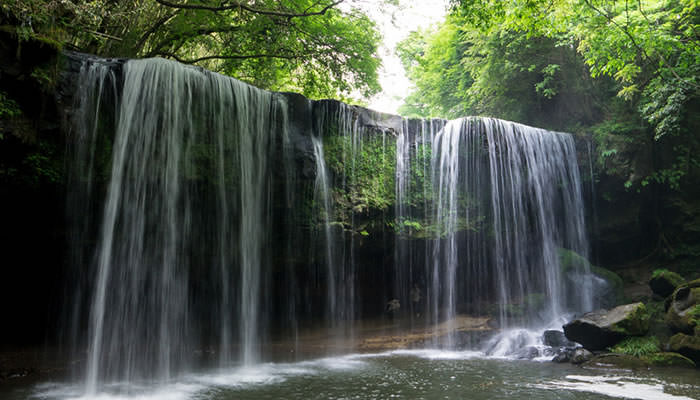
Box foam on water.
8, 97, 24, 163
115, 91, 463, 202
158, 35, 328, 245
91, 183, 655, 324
534, 375, 697, 400
32, 381, 204, 400
389, 349, 485, 360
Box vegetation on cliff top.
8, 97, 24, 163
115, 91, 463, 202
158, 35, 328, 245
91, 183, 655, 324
0, 0, 382, 101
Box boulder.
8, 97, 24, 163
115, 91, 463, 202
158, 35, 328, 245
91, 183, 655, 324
551, 347, 575, 363
514, 346, 540, 360
649, 269, 685, 298
643, 352, 696, 368
563, 302, 650, 350
668, 333, 700, 365
665, 279, 700, 334
582, 354, 649, 370
543, 330, 575, 348
570, 348, 593, 364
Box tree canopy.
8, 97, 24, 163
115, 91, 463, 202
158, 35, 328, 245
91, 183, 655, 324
398, 0, 699, 191
0, 0, 382, 100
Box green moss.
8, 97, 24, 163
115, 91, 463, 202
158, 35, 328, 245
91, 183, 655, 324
610, 336, 660, 357
688, 304, 700, 327
610, 303, 650, 335
651, 268, 686, 286
643, 352, 696, 368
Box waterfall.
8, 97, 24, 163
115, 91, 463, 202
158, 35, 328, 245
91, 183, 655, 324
66, 55, 592, 394
70, 58, 285, 392
393, 117, 591, 344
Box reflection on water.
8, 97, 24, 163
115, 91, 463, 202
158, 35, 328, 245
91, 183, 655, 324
7, 351, 696, 400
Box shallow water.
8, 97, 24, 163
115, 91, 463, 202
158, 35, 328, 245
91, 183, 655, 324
5, 350, 698, 400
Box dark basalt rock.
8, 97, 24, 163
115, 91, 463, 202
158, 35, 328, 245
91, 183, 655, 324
543, 330, 575, 348
551, 347, 575, 363
563, 302, 650, 350
649, 270, 685, 298
570, 348, 593, 364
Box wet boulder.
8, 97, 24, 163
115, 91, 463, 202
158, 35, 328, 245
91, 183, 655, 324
649, 269, 685, 298
563, 302, 650, 350
665, 279, 700, 334
551, 347, 575, 363
514, 346, 540, 360
570, 348, 593, 364
668, 333, 700, 365
543, 330, 575, 348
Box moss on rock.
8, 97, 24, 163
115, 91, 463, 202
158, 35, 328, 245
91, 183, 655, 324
668, 333, 700, 365
649, 269, 686, 298
609, 302, 650, 336
643, 352, 696, 368
666, 280, 700, 334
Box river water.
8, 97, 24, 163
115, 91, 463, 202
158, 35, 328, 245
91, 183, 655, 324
4, 350, 697, 400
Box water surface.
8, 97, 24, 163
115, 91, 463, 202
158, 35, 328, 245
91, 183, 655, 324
8, 350, 698, 400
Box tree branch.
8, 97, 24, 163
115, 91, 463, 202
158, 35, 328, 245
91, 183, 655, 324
153, 0, 344, 18
157, 51, 299, 64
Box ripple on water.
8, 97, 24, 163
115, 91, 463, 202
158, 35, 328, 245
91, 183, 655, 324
26, 353, 700, 400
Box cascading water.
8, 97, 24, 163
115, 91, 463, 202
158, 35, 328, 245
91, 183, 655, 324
393, 117, 592, 348
66, 55, 595, 395
69, 57, 289, 393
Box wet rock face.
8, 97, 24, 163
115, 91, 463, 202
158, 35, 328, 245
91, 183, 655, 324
649, 270, 686, 298
563, 302, 650, 350
666, 279, 700, 334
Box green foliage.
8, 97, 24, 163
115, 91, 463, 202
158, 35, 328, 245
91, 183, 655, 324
24, 143, 61, 184
404, 0, 699, 191
324, 133, 396, 220
0, 90, 21, 123
610, 336, 660, 357
0, 0, 382, 101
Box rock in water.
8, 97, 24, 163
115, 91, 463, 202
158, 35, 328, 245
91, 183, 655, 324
665, 279, 700, 334
570, 348, 593, 364
551, 347, 575, 363
543, 330, 575, 348
668, 333, 700, 365
649, 269, 685, 298
514, 346, 540, 360
563, 302, 650, 350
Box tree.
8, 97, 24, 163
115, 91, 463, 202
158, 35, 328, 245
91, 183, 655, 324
0, 0, 382, 100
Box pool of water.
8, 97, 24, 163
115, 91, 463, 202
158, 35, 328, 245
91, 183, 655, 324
5, 350, 699, 400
